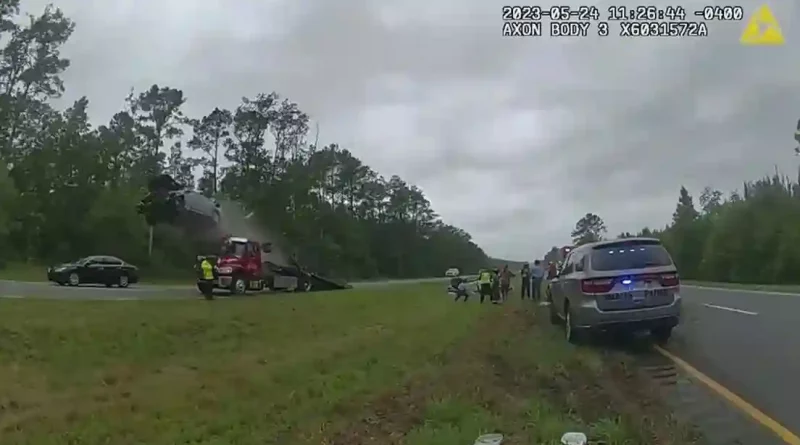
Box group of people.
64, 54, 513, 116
449, 260, 553, 305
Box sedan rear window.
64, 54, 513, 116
590, 240, 673, 271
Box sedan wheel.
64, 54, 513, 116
68, 272, 80, 286
118, 274, 130, 288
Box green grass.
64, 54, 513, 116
0, 282, 701, 445
683, 280, 800, 294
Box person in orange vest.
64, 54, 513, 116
546, 261, 557, 279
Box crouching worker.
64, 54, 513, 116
197, 255, 215, 300
449, 272, 471, 302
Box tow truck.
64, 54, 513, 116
137, 173, 350, 298
197, 235, 350, 297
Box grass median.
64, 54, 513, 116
0, 282, 701, 445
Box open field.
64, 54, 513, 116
0, 282, 701, 445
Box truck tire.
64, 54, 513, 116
296, 275, 309, 292
230, 277, 247, 295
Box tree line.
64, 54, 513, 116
0, 2, 489, 279
562, 170, 800, 284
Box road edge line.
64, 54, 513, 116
683, 284, 800, 297
653, 345, 800, 445
702, 303, 758, 316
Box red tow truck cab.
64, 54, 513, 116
197, 234, 350, 297
205, 235, 302, 295
213, 236, 269, 294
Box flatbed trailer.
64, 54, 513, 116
196, 253, 350, 298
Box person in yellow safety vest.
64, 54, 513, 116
198, 256, 215, 299
477, 268, 493, 304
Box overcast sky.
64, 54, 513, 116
22, 0, 800, 260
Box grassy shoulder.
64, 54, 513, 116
683, 280, 800, 294
0, 282, 701, 445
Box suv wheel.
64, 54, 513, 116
651, 326, 673, 344
548, 296, 560, 325
565, 305, 582, 344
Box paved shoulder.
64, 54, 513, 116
0, 280, 197, 299
671, 285, 800, 439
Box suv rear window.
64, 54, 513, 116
590, 240, 673, 271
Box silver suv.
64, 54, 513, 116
547, 238, 681, 344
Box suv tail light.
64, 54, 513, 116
581, 278, 615, 294
659, 273, 680, 287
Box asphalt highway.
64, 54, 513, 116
0, 277, 448, 300
670, 285, 800, 442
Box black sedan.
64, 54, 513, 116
47, 256, 139, 287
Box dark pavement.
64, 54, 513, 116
670, 285, 800, 443
0, 277, 447, 300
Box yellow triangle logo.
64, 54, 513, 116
740, 5, 784, 45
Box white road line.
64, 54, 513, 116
683, 284, 800, 297
702, 303, 758, 316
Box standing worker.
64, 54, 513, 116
498, 265, 514, 302
197, 255, 215, 300
520, 263, 531, 300
491, 267, 501, 304
477, 268, 494, 304
531, 259, 545, 302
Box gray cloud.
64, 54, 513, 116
21, 0, 800, 259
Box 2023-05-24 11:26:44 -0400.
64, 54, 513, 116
500, 5, 690, 21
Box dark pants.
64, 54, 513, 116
452, 285, 469, 302
199, 279, 214, 299
532, 278, 542, 301
521, 278, 531, 299
479, 283, 491, 303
